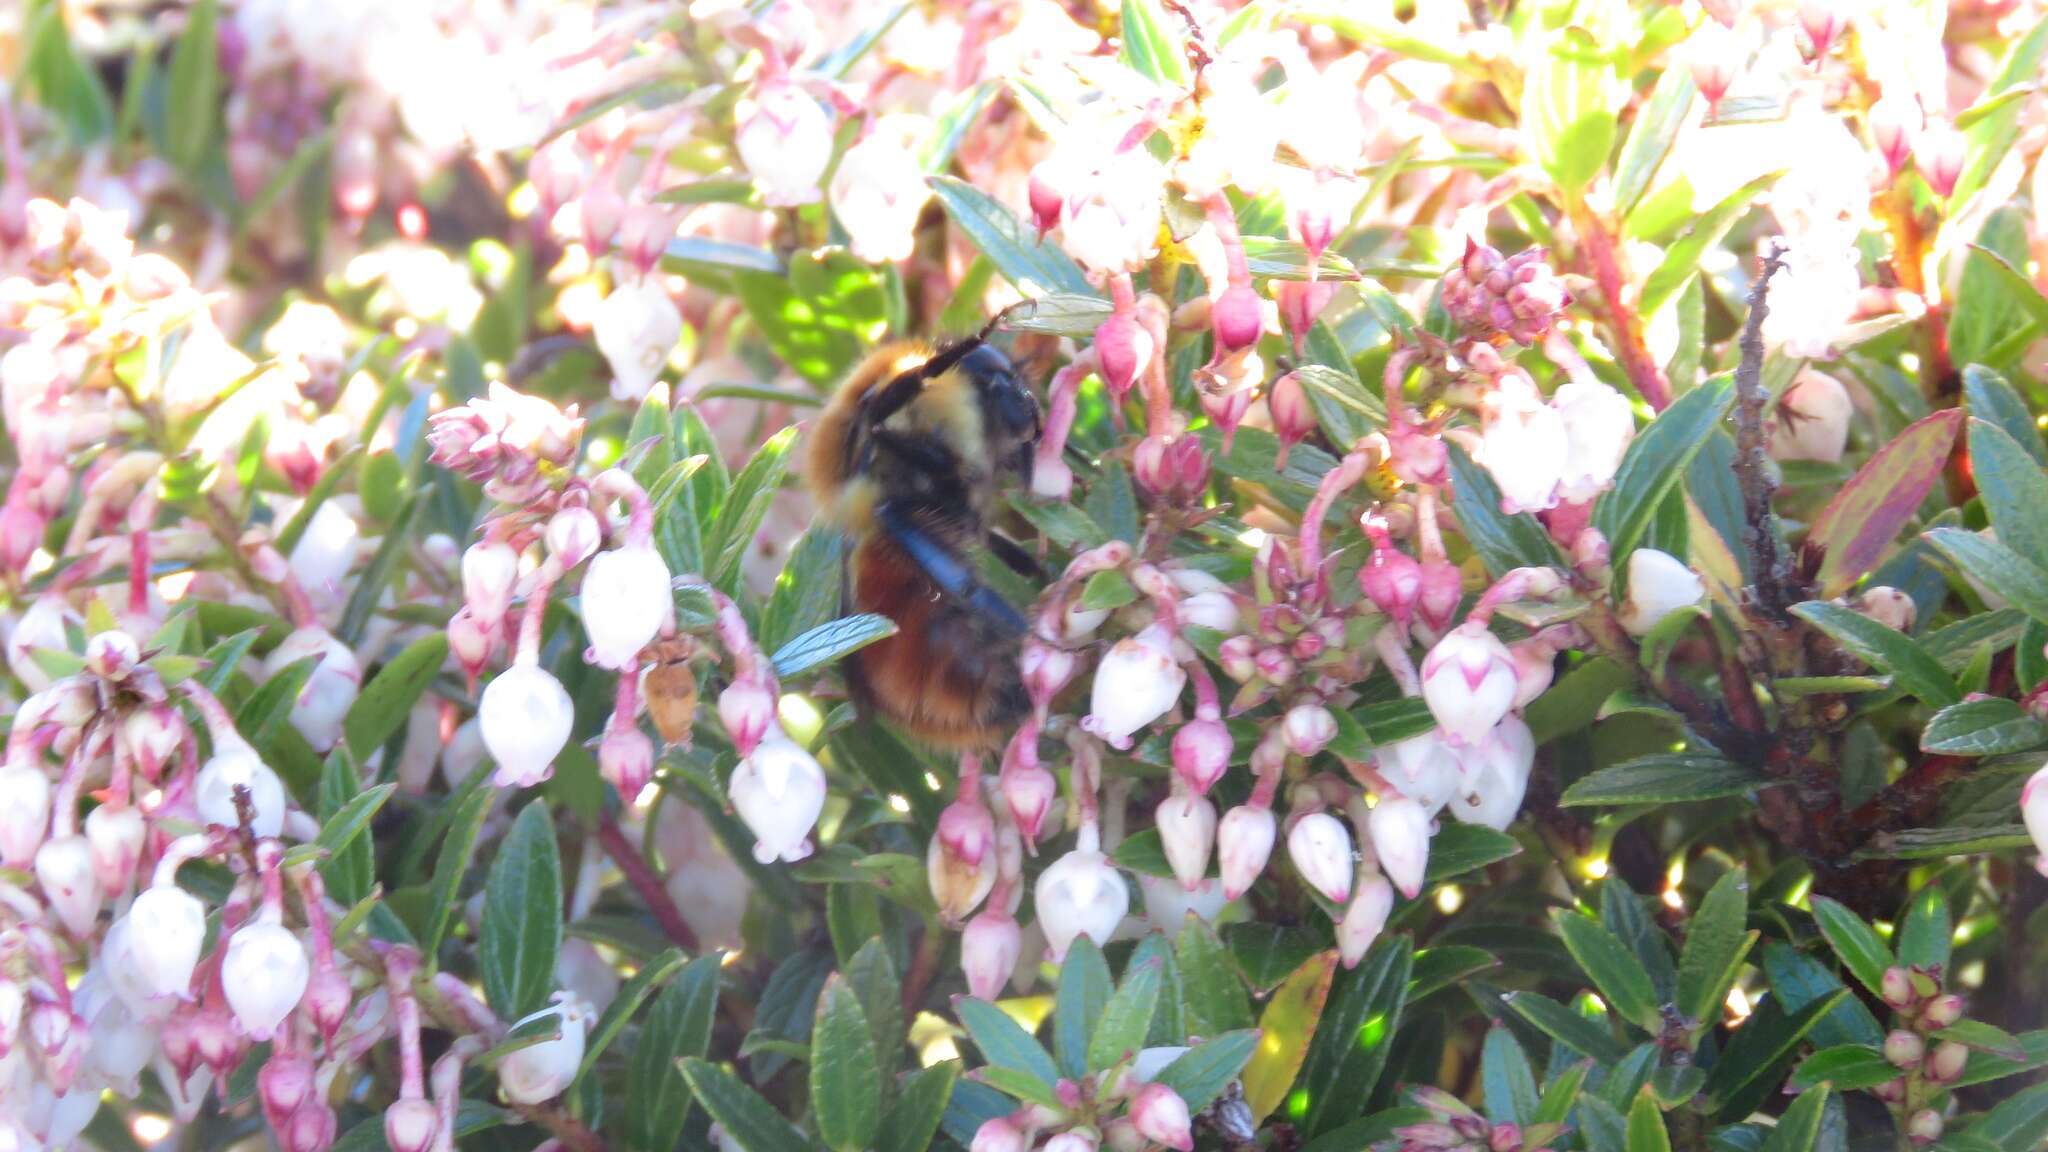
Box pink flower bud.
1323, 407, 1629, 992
1171, 718, 1232, 795
1287, 812, 1354, 903
1254, 647, 1297, 686
600, 720, 657, 800
1798, 0, 1845, 55
1882, 966, 1917, 1009
961, 906, 1022, 1001
1922, 994, 1965, 1028
1276, 280, 1337, 351
1856, 587, 1916, 633
1907, 1109, 1943, 1145
1212, 285, 1265, 354
1368, 795, 1431, 898
1688, 20, 1741, 104
1884, 1029, 1925, 1067
1217, 635, 1257, 682
1202, 386, 1254, 452
583, 541, 673, 670
719, 678, 777, 758
1218, 804, 1277, 900
1618, 549, 1704, 637
1157, 791, 1217, 891
85, 804, 145, 895
303, 966, 351, 1042
1360, 543, 1422, 628
0, 762, 51, 868
1916, 121, 1965, 197
480, 664, 575, 788
37, 835, 104, 936
1926, 1041, 1968, 1084
1045, 1130, 1100, 1152
930, 804, 998, 925
1133, 435, 1175, 499
1035, 840, 1130, 961
1131, 1083, 1194, 1152
260, 1054, 318, 1133
1771, 369, 1852, 463
1094, 313, 1154, 401
499, 998, 591, 1104
463, 542, 521, 628
730, 732, 826, 864
1084, 625, 1186, 750
1022, 641, 1078, 715
1421, 622, 1517, 745
1338, 875, 1395, 967
384, 1100, 438, 1152
545, 507, 602, 569
1869, 96, 1921, 173
1027, 165, 1065, 236
447, 607, 497, 683
1268, 372, 1315, 468
1001, 753, 1058, 844
1414, 562, 1463, 639
1283, 704, 1337, 759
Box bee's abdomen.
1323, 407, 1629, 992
846, 535, 1028, 750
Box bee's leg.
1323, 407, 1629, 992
876, 503, 1027, 635
986, 533, 1044, 581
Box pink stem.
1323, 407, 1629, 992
385, 949, 427, 1100
515, 557, 564, 666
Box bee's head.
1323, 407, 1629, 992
953, 341, 1041, 477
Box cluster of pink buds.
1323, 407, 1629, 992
969, 1053, 1197, 1152
425, 383, 586, 506
1441, 242, 1572, 348
1865, 964, 1972, 1142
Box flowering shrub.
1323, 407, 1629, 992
6, 0, 2048, 1150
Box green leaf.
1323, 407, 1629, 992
677, 1058, 814, 1152
1424, 824, 1521, 883
878, 1062, 958, 1152
313, 780, 394, 880
165, 0, 220, 171
1678, 869, 1755, 1039
1242, 952, 1336, 1124
975, 1065, 1064, 1108
1639, 173, 1780, 316
1860, 824, 2033, 859
1951, 211, 2036, 371
706, 424, 796, 591
579, 948, 686, 1089
1973, 1080, 2048, 1151
1954, 1029, 2048, 1087
1118, 0, 1189, 85
1501, 991, 1629, 1065
1295, 1109, 1437, 1152
845, 938, 907, 1080
1964, 366, 2047, 466
1789, 1045, 1896, 1092
1593, 375, 1734, 562
335, 492, 421, 646
1088, 958, 1164, 1073
1177, 917, 1254, 1036
1626, 1087, 1671, 1152
955, 997, 1059, 1087
1483, 1026, 1540, 1126
1921, 697, 2048, 756
733, 250, 887, 386
1522, 25, 1618, 195
1762, 943, 1886, 1050
1600, 882, 1677, 1004
420, 783, 493, 959
1704, 990, 1851, 1120
1294, 936, 1412, 1135
1760, 1085, 1832, 1152
21, 0, 113, 143
1562, 752, 1773, 807
1810, 896, 1894, 999
1054, 937, 1112, 1078
1535, 1059, 1594, 1126
929, 176, 1095, 297
745, 947, 835, 1081
314, 752, 376, 904
770, 613, 898, 681
1925, 527, 2048, 625
1612, 67, 1696, 218
1294, 363, 1384, 453
1970, 418, 2048, 570
1411, 945, 1500, 1001
1150, 1030, 1261, 1112
758, 529, 845, 655
1952, 21, 2048, 210
1554, 912, 1661, 1034
480, 802, 562, 1021
1447, 442, 1566, 577
1809, 409, 1965, 597
1790, 601, 1961, 707
813, 976, 882, 1152
344, 634, 448, 761
1935, 1019, 2030, 1062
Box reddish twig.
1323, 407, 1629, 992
597, 814, 699, 953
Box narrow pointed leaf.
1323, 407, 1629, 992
1808, 409, 1964, 596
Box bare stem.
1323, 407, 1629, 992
1734, 247, 1795, 619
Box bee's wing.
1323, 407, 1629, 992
876, 504, 1027, 636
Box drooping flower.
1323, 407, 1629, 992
480, 664, 575, 788
1084, 624, 1186, 750
222, 920, 310, 1040
1617, 549, 1705, 637
1131, 1083, 1195, 1152
1034, 835, 1130, 960
1338, 875, 1395, 968
581, 541, 672, 669
961, 905, 1022, 1001
263, 627, 362, 753
1217, 804, 1277, 900
1369, 795, 1431, 898
1420, 622, 1518, 745
1771, 369, 1853, 463
1448, 715, 1536, 831
1476, 375, 1568, 514
194, 740, 288, 838
592, 276, 682, 403
1553, 380, 1635, 503
1286, 812, 1354, 904
1157, 790, 1217, 891
728, 732, 827, 864
498, 998, 591, 1105
828, 116, 933, 265
735, 80, 834, 207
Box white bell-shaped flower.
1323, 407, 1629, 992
1618, 549, 1705, 637
195, 740, 287, 837
1477, 377, 1568, 514
461, 541, 521, 627
1138, 875, 1229, 938
1771, 369, 1852, 463
264, 626, 362, 752
1376, 729, 1462, 815
498, 997, 591, 1104
735, 81, 834, 208
1449, 715, 1537, 831
1084, 624, 1186, 750
828, 117, 933, 265
1420, 622, 1518, 745
580, 542, 671, 670
124, 884, 209, 1002
1156, 791, 1216, 892
1033, 832, 1129, 961
1217, 804, 1277, 901
0, 761, 51, 867
1368, 796, 1432, 899
85, 804, 145, 894
480, 664, 574, 788
728, 732, 827, 864
222, 919, 310, 1040
1553, 379, 1636, 503
1286, 812, 1354, 904
592, 277, 681, 403
36, 835, 102, 936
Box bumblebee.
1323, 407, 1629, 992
808, 332, 1043, 749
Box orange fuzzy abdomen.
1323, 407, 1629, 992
847, 535, 1026, 750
